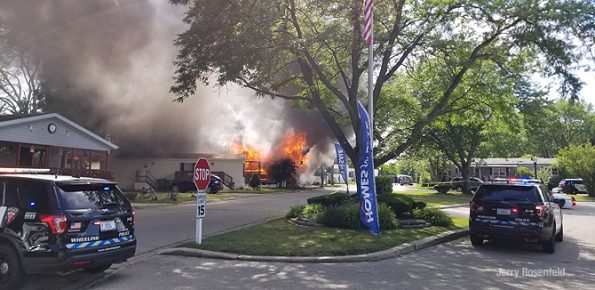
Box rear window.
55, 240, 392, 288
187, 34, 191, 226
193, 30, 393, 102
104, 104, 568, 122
474, 185, 542, 203
57, 184, 127, 210
568, 180, 584, 184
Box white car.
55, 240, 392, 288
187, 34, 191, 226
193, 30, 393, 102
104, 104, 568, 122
553, 193, 577, 208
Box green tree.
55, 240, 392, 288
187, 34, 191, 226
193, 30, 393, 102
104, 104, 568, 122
521, 97, 595, 157
170, 0, 594, 191
515, 166, 534, 178
556, 144, 595, 196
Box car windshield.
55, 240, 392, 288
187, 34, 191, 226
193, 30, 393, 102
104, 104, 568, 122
57, 184, 127, 210
474, 185, 542, 202
570, 180, 584, 184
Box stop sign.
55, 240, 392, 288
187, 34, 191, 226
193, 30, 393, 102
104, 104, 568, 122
193, 157, 211, 191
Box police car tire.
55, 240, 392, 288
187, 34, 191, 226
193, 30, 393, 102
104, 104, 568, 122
470, 233, 483, 246
543, 225, 556, 253
556, 224, 564, 242
0, 244, 25, 289
84, 264, 112, 274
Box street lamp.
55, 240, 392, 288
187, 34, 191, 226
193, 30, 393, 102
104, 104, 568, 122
531, 156, 538, 179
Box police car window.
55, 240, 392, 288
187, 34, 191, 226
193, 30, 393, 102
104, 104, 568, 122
1, 180, 18, 207
474, 186, 541, 202
57, 184, 125, 210
17, 181, 52, 211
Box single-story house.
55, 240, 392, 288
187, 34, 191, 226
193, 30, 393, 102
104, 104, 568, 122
110, 153, 245, 191
0, 113, 117, 179
446, 157, 557, 181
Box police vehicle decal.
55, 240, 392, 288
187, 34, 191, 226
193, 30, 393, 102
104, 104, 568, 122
65, 235, 134, 250
475, 218, 538, 227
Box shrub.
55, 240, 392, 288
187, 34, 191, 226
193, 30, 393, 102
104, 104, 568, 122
412, 201, 427, 210
394, 194, 415, 208
307, 192, 350, 207
318, 202, 360, 229
302, 204, 325, 221
375, 176, 394, 195
286, 205, 305, 219
413, 208, 454, 227
377, 194, 411, 218
318, 201, 399, 230
248, 174, 261, 188
377, 203, 399, 230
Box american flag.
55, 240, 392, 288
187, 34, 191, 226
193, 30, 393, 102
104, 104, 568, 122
363, 0, 373, 44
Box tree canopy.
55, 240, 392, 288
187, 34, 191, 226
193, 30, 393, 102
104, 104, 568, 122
170, 0, 595, 174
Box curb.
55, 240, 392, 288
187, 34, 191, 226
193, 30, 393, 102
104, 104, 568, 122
159, 228, 469, 263
434, 204, 468, 209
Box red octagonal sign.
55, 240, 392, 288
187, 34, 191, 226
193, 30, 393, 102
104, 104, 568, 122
193, 157, 211, 191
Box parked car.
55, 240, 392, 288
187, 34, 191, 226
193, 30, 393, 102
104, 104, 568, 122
469, 183, 563, 253
558, 178, 587, 194
552, 193, 577, 208
451, 177, 484, 192
0, 173, 136, 289
171, 175, 223, 194
395, 174, 414, 185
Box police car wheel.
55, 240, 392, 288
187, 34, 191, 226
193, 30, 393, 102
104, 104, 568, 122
84, 264, 112, 274
0, 244, 25, 289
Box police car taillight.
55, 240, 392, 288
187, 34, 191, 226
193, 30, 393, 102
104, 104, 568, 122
40, 214, 68, 234
535, 205, 548, 217
572, 197, 577, 206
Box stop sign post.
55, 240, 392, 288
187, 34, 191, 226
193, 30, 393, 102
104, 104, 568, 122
193, 157, 210, 244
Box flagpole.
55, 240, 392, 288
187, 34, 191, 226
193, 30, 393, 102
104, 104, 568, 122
367, 0, 380, 235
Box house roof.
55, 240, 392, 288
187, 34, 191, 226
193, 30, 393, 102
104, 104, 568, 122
0, 113, 118, 150
471, 158, 556, 167
113, 152, 245, 160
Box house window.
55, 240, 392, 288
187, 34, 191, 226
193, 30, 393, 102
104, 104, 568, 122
493, 168, 507, 177
551, 168, 559, 176
19, 145, 47, 168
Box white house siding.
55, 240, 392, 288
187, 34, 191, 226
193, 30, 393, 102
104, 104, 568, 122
0, 117, 113, 151
110, 156, 245, 190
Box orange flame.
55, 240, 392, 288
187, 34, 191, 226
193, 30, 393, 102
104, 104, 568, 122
279, 131, 309, 168
231, 130, 310, 182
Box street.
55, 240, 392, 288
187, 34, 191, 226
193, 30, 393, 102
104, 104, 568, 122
86, 202, 595, 290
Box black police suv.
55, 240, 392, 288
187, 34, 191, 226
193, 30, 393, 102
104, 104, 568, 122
0, 174, 136, 289
469, 183, 563, 253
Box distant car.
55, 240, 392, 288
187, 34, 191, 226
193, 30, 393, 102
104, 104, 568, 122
171, 175, 224, 194
469, 183, 563, 253
558, 178, 587, 194
395, 175, 414, 185
552, 193, 577, 208
451, 177, 484, 192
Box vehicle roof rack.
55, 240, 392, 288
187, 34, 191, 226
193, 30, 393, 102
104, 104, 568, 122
0, 168, 51, 174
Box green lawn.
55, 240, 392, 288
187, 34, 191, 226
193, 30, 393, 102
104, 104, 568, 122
396, 191, 471, 207
182, 218, 467, 256
129, 192, 228, 204
574, 194, 595, 202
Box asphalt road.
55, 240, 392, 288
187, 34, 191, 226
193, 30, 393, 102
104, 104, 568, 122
86, 203, 595, 290
21, 188, 332, 290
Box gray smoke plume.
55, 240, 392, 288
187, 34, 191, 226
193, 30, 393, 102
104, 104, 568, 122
0, 0, 336, 171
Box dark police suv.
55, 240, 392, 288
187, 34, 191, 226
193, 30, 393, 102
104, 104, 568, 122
0, 173, 136, 289
469, 183, 563, 253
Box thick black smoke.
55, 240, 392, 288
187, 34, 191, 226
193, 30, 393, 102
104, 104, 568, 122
0, 0, 336, 167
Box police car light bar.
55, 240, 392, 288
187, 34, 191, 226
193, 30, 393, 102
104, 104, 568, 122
0, 168, 51, 174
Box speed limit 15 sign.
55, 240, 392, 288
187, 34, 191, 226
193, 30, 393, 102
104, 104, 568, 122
197, 196, 206, 219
